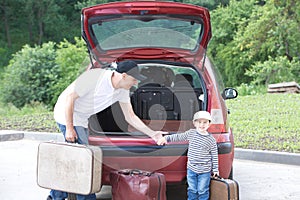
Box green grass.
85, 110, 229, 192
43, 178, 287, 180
226, 93, 300, 153
1, 93, 299, 153
0, 102, 58, 133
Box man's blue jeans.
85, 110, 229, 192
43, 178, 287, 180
187, 168, 211, 200
49, 123, 96, 200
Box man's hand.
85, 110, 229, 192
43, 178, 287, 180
151, 131, 162, 142
152, 131, 168, 143
157, 136, 168, 145
65, 127, 78, 143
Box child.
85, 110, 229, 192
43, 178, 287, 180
158, 111, 219, 200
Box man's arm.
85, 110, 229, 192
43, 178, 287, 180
64, 91, 79, 142
119, 102, 164, 142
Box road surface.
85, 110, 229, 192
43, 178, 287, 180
0, 140, 300, 200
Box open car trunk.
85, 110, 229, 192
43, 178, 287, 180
87, 62, 206, 184
89, 62, 206, 135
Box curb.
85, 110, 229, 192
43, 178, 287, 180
0, 130, 64, 142
23, 132, 65, 142
0, 131, 24, 141
234, 148, 300, 166
1, 130, 299, 166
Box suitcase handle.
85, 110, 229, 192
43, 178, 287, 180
118, 169, 153, 176
66, 139, 78, 144
211, 175, 224, 180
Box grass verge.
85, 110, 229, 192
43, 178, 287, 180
226, 93, 300, 153
0, 102, 58, 133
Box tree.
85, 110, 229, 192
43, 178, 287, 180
0, 0, 12, 48
22, 0, 80, 45
75, 0, 108, 10
208, 0, 256, 86
0, 38, 89, 108
0, 42, 58, 108
208, 0, 300, 86
246, 56, 300, 85
51, 37, 89, 107
176, 0, 230, 10
0, 0, 80, 69
0, 0, 22, 70
232, 0, 300, 85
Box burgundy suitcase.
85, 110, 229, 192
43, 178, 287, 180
209, 176, 239, 200
110, 169, 167, 200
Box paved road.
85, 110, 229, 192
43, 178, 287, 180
0, 140, 300, 200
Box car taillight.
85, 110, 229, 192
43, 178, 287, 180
208, 108, 227, 133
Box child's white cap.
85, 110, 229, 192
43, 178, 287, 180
193, 111, 212, 121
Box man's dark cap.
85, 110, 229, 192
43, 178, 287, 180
116, 60, 146, 81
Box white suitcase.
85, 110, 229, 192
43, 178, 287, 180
37, 142, 102, 195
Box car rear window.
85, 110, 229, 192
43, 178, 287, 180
89, 15, 204, 51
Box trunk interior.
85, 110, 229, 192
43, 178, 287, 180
89, 63, 206, 135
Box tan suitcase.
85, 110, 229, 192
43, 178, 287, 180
210, 177, 239, 200
37, 142, 102, 195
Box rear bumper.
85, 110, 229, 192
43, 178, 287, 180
99, 144, 188, 184
101, 144, 188, 156
89, 136, 233, 184
99, 142, 232, 156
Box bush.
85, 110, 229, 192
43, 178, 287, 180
0, 42, 58, 108
236, 83, 267, 96
50, 37, 89, 107
246, 56, 300, 85
0, 38, 89, 109
209, 0, 300, 87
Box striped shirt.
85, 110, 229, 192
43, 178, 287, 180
165, 129, 219, 174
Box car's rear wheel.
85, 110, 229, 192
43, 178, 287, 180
228, 166, 233, 179
166, 182, 188, 199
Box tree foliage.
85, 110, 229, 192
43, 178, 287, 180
0, 0, 80, 69
0, 0, 300, 109
0, 38, 89, 108
0, 42, 58, 108
208, 0, 259, 86
179, 0, 230, 10
51, 37, 89, 107
208, 0, 300, 86
246, 56, 300, 85
75, 0, 108, 10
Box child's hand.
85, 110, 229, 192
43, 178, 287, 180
157, 136, 168, 145
152, 131, 168, 142
212, 172, 219, 178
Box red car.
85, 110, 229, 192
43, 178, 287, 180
81, 0, 237, 189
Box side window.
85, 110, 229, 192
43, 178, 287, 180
172, 68, 201, 89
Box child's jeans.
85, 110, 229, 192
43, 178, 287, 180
49, 123, 96, 200
187, 168, 211, 200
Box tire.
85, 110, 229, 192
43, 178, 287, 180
166, 181, 187, 199
228, 166, 233, 179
